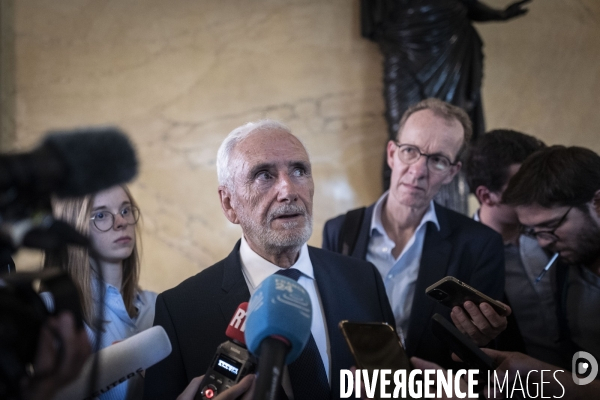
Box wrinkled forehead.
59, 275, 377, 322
230, 128, 310, 173
399, 109, 464, 158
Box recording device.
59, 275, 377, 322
195, 303, 257, 400
339, 321, 412, 400
53, 326, 172, 400
245, 274, 312, 400
0, 268, 84, 400
425, 276, 508, 316
0, 127, 138, 252
431, 313, 495, 372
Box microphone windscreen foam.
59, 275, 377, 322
43, 127, 138, 198
53, 326, 171, 400
245, 274, 312, 364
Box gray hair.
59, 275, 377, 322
216, 119, 292, 189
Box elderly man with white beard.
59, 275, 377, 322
144, 120, 395, 400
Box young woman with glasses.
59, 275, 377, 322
43, 185, 156, 400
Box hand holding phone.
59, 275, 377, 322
426, 277, 510, 346
425, 277, 508, 316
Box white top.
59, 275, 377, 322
239, 236, 330, 383
366, 191, 439, 341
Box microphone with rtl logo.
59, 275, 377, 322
194, 302, 257, 400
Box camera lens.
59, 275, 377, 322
429, 289, 448, 301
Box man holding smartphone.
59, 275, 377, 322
323, 98, 508, 369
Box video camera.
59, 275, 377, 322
0, 127, 138, 399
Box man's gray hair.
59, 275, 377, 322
216, 119, 292, 189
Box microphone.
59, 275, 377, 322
0, 127, 137, 252
53, 326, 172, 400
195, 303, 256, 400
245, 274, 312, 400
0, 127, 138, 200
226, 302, 248, 344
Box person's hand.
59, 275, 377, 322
20, 312, 91, 400
501, 0, 531, 20
450, 301, 511, 346
410, 357, 469, 400
177, 374, 256, 400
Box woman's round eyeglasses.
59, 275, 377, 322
90, 206, 140, 232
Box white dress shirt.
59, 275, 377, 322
239, 236, 331, 384
366, 191, 439, 341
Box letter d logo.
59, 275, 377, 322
572, 351, 598, 385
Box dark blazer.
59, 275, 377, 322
322, 202, 505, 368
144, 241, 395, 400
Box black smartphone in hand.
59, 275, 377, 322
426, 276, 508, 316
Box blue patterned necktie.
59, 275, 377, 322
275, 268, 331, 400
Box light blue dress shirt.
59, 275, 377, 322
366, 192, 439, 342
86, 282, 157, 400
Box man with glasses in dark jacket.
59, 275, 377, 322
322, 98, 507, 369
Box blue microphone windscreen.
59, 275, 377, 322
245, 274, 312, 364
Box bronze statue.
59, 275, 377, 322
362, 0, 531, 210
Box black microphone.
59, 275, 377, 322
0, 127, 138, 200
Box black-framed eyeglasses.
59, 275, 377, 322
90, 206, 140, 232
394, 143, 458, 173
520, 206, 572, 242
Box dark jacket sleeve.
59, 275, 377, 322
143, 294, 188, 400
468, 229, 505, 302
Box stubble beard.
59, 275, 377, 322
239, 203, 313, 256
567, 218, 600, 267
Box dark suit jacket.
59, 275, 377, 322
322, 202, 505, 368
144, 241, 395, 400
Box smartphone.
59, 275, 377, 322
339, 321, 410, 370
425, 276, 508, 316
431, 313, 495, 372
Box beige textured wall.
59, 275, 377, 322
9, 0, 600, 293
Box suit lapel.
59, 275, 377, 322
309, 247, 348, 394
405, 205, 452, 354
219, 240, 252, 324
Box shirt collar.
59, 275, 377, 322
92, 278, 145, 307
370, 191, 440, 236
239, 235, 314, 292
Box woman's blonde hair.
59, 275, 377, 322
43, 185, 141, 330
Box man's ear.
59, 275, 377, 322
442, 161, 461, 185
474, 185, 497, 206
386, 140, 397, 170
218, 185, 240, 224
